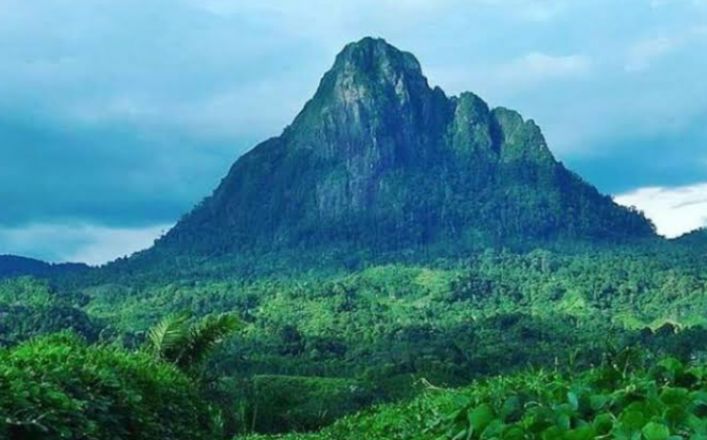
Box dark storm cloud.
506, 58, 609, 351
1, 0, 706, 262
0, 108, 234, 227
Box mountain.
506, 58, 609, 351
0, 255, 88, 279
143, 37, 655, 265
675, 227, 707, 248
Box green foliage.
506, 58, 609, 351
2, 249, 705, 437
145, 312, 241, 372
69, 248, 706, 436
247, 356, 706, 440
0, 255, 87, 280
675, 227, 707, 248
248, 375, 375, 433
0, 333, 219, 440
0, 277, 100, 346
1, 38, 703, 440
435, 357, 706, 440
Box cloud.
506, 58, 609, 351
425, 52, 591, 106
625, 26, 707, 72
503, 52, 592, 82
625, 37, 678, 72
0, 112, 237, 227
1, 0, 707, 261
614, 183, 707, 238
651, 0, 707, 9
0, 222, 173, 265
192, 0, 567, 25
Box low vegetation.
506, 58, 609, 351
0, 333, 219, 440
249, 353, 706, 439
1, 248, 705, 438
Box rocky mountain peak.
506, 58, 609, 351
148, 38, 656, 262
334, 37, 424, 79
287, 37, 448, 163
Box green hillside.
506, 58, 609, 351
0, 37, 703, 440
3, 247, 701, 437
131, 38, 654, 272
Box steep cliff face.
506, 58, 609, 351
152, 37, 655, 259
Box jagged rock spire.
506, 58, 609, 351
146, 37, 655, 262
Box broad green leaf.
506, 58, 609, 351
593, 413, 614, 435
567, 391, 579, 411
642, 422, 670, 440
468, 403, 495, 434
619, 410, 646, 432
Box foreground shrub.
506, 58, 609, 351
0, 333, 219, 440
245, 354, 706, 439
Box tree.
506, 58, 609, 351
145, 312, 241, 372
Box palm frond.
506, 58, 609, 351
179, 314, 242, 369
145, 312, 241, 372
145, 312, 191, 360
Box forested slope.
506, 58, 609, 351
0, 37, 703, 440
127, 37, 655, 273
1, 246, 705, 437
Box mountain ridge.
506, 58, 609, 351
0, 254, 89, 279
134, 37, 656, 266
675, 227, 707, 247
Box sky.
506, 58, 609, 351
1, 0, 706, 265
